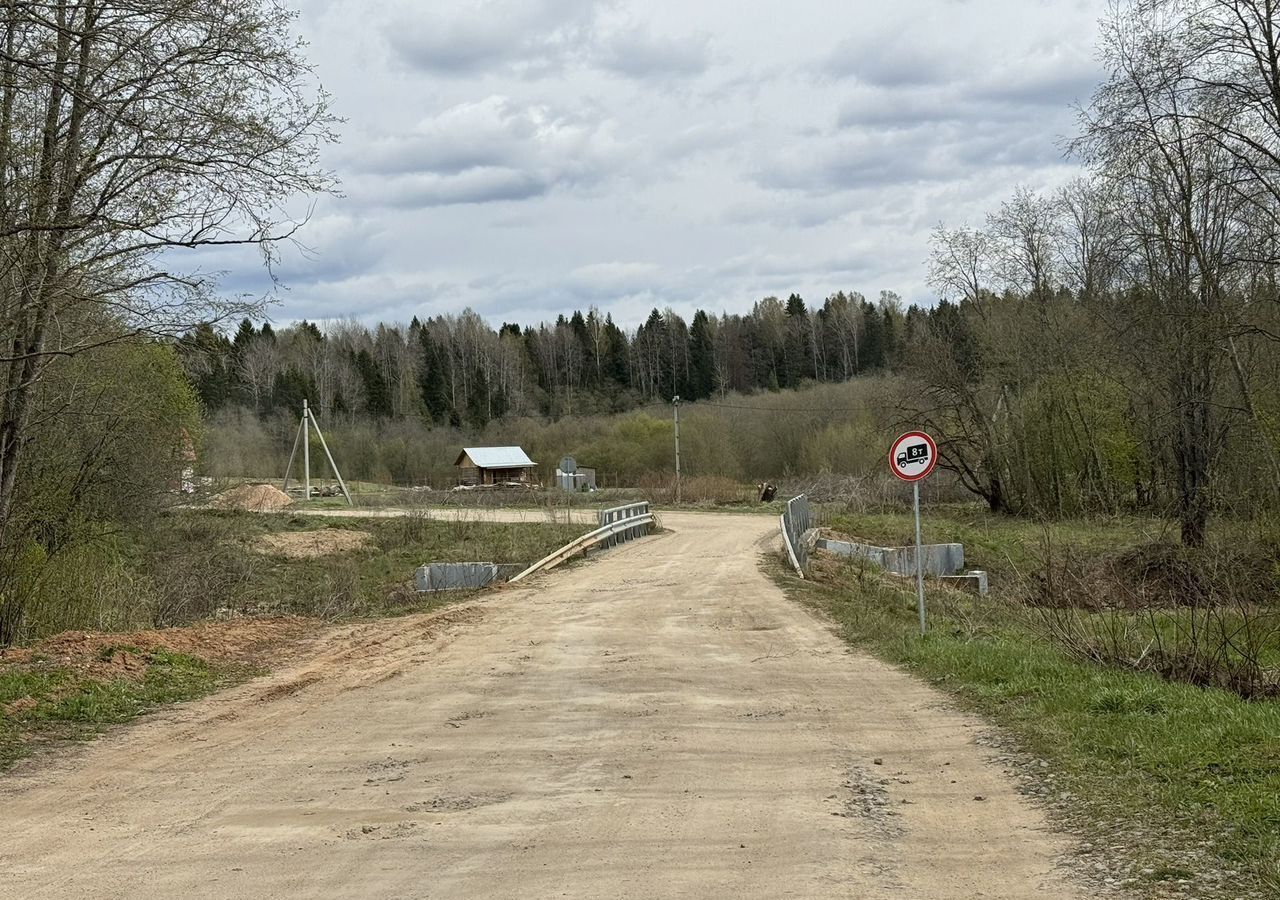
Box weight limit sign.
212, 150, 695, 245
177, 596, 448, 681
888, 429, 938, 635
889, 431, 938, 483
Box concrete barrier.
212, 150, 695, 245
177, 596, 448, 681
814, 537, 988, 595
414, 562, 499, 592
815, 538, 964, 577
940, 570, 988, 595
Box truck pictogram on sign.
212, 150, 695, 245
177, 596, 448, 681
896, 443, 929, 469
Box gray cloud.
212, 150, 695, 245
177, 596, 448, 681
592, 26, 711, 78
384, 0, 711, 82
820, 31, 955, 87
345, 96, 625, 207
374, 167, 551, 207
385, 0, 599, 77
753, 127, 954, 193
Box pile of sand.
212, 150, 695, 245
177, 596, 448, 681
209, 483, 293, 512
258, 529, 373, 559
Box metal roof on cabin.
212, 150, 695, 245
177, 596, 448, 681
457, 446, 537, 469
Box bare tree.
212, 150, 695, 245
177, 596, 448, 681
1135, 0, 1280, 239
0, 0, 336, 541
1057, 176, 1126, 303
1078, 3, 1253, 544
989, 186, 1062, 300
237, 338, 278, 415
927, 224, 995, 311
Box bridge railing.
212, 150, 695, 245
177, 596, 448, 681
510, 504, 655, 584
780, 494, 813, 578
597, 502, 651, 549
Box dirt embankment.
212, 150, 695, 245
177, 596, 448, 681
0, 616, 319, 682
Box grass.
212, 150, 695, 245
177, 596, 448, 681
212, 476, 652, 511
823, 505, 1176, 579
18, 509, 590, 637
782, 507, 1280, 899
0, 648, 240, 771
213, 510, 588, 618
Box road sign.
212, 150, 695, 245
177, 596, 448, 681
559, 455, 577, 475
888, 430, 938, 635
889, 431, 937, 483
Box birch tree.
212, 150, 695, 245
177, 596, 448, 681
0, 0, 336, 542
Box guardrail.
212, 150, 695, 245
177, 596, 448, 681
510, 509, 656, 584
780, 494, 813, 578
597, 501, 651, 549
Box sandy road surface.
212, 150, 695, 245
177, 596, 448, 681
1, 512, 1087, 899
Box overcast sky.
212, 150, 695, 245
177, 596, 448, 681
204, 0, 1110, 329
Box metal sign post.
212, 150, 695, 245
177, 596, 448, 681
912, 481, 925, 634
889, 430, 939, 635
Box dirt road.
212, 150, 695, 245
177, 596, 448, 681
1, 512, 1087, 899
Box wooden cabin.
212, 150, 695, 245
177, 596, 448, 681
454, 446, 537, 486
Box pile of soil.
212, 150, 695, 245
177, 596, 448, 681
258, 529, 373, 559
0, 616, 317, 680
209, 483, 293, 512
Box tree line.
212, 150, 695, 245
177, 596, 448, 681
178, 290, 913, 427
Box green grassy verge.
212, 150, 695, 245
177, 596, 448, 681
784, 509, 1280, 900
0, 648, 241, 771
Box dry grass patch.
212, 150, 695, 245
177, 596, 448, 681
257, 529, 373, 559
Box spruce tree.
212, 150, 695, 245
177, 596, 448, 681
688, 310, 716, 400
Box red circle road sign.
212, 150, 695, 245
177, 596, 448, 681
889, 431, 938, 482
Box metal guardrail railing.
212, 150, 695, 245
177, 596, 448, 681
597, 502, 651, 549
510, 504, 655, 584
780, 494, 813, 578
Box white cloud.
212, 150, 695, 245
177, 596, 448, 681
218, 0, 1114, 328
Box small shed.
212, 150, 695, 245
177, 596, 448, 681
555, 464, 597, 491
455, 446, 537, 486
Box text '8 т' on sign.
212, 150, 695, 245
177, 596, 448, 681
889, 431, 938, 483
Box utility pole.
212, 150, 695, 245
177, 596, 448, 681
302, 398, 311, 502
672, 395, 682, 505
283, 399, 353, 507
